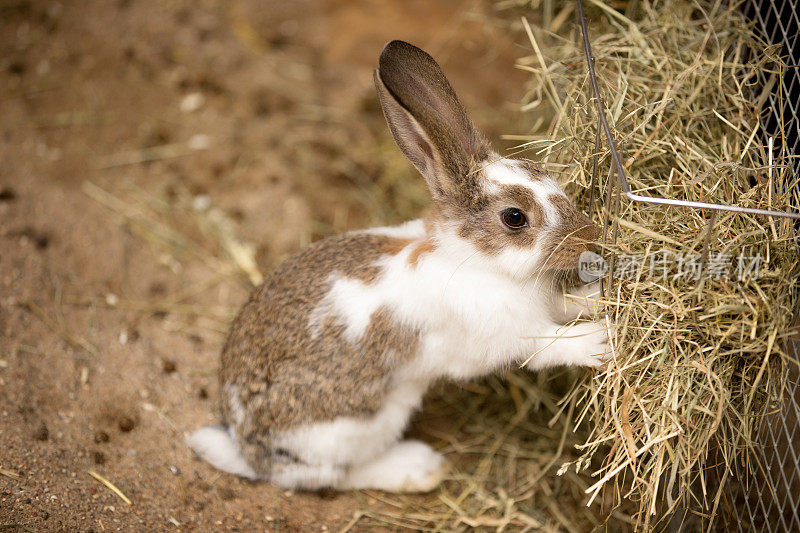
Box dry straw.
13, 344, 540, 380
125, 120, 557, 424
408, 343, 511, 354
517, 0, 799, 527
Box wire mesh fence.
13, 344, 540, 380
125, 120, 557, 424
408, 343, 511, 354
722, 0, 800, 530
574, 0, 799, 527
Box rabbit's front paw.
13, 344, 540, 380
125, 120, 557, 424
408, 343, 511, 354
567, 321, 614, 367
530, 321, 615, 370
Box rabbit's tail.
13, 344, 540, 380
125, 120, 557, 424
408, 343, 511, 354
186, 425, 259, 479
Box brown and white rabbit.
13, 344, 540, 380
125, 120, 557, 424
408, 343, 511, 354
188, 40, 612, 493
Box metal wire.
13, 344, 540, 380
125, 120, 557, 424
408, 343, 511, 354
574, 0, 800, 529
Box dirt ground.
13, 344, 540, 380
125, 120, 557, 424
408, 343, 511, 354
0, 1, 556, 531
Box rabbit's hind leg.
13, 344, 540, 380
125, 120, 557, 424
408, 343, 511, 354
340, 440, 446, 493
268, 440, 446, 493
269, 380, 434, 491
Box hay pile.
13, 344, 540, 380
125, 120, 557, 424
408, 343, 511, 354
516, 0, 800, 527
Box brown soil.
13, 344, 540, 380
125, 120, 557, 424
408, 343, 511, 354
0, 1, 537, 531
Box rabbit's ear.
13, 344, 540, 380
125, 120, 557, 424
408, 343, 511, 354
374, 40, 490, 202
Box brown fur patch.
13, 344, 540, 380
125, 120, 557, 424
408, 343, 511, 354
361, 306, 420, 366
380, 236, 413, 258
407, 238, 437, 267
501, 185, 539, 212
218, 232, 420, 476
542, 195, 600, 270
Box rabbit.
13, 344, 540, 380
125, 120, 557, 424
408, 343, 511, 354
187, 40, 613, 493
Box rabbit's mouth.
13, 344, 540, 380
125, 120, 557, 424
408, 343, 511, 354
539, 245, 597, 273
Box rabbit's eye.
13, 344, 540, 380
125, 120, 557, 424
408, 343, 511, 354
501, 208, 528, 229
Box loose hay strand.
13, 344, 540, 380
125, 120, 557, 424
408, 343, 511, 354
88, 470, 133, 506
519, 0, 799, 527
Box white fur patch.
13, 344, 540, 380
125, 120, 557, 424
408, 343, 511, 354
270, 462, 344, 491
224, 383, 246, 427
483, 158, 536, 188
362, 219, 426, 240
186, 425, 259, 480
329, 276, 385, 342
309, 274, 383, 343
308, 220, 426, 341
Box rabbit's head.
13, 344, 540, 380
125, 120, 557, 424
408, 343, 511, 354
374, 40, 599, 281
